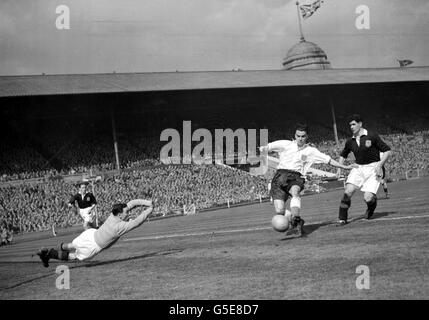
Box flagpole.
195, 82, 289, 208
296, 1, 305, 42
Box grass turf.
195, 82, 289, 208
0, 177, 428, 299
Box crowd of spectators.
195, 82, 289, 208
1, 109, 428, 236
311, 131, 429, 177
1, 128, 427, 236
0, 133, 163, 182
2, 122, 427, 182
0, 164, 268, 234
1, 227, 13, 246
0, 137, 56, 181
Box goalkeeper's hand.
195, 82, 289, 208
127, 199, 153, 210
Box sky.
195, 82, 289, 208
1, 0, 428, 75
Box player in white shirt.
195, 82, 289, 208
259, 124, 357, 236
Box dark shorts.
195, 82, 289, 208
382, 166, 386, 179
270, 169, 305, 202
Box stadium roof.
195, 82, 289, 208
0, 66, 428, 97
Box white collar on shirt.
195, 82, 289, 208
352, 128, 368, 139
292, 140, 310, 151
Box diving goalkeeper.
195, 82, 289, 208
36, 199, 153, 267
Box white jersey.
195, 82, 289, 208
266, 140, 331, 175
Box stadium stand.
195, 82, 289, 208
1, 126, 427, 235
1, 92, 428, 234
0, 165, 268, 234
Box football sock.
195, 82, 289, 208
290, 196, 301, 218
291, 216, 302, 228
339, 194, 351, 221
365, 196, 377, 217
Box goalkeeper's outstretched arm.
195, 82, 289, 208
127, 199, 153, 210
121, 199, 154, 233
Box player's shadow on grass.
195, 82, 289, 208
280, 221, 333, 241
348, 211, 397, 223
1, 249, 182, 291
302, 221, 334, 236
79, 248, 183, 268
370, 211, 396, 219
279, 211, 397, 241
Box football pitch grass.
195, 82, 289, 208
0, 177, 428, 299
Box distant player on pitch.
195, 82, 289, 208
336, 114, 391, 225
68, 181, 97, 230
36, 199, 153, 267
259, 123, 357, 236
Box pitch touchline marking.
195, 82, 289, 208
375, 215, 429, 221
124, 214, 429, 242
124, 226, 270, 241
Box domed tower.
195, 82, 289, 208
283, 1, 332, 70
282, 38, 332, 70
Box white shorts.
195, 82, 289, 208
79, 206, 94, 223
346, 162, 381, 194
72, 229, 102, 261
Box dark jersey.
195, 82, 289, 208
69, 193, 97, 209
340, 130, 391, 165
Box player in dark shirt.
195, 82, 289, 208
336, 114, 392, 225
68, 182, 97, 230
